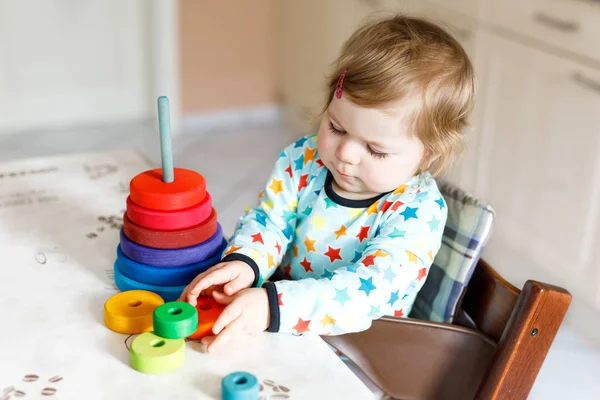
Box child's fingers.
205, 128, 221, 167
212, 299, 243, 335
188, 267, 237, 299
223, 277, 248, 296
212, 290, 235, 305
206, 316, 246, 353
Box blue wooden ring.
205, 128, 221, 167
222, 371, 260, 400
113, 262, 185, 302
115, 239, 227, 286
120, 224, 223, 266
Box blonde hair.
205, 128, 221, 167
322, 15, 476, 176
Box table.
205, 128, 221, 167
0, 149, 375, 400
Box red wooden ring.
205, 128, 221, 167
129, 168, 206, 211
126, 192, 212, 230
122, 209, 219, 249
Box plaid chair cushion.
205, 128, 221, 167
409, 180, 495, 323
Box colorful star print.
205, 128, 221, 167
428, 216, 441, 231
356, 226, 369, 242
304, 147, 316, 165
304, 236, 316, 252
251, 233, 264, 244
269, 178, 284, 195
400, 206, 419, 221
222, 134, 446, 336
388, 290, 400, 306
293, 318, 311, 333
324, 246, 342, 263
435, 197, 445, 209
300, 257, 313, 272
333, 288, 351, 306
334, 225, 347, 239
320, 314, 336, 327
358, 277, 377, 296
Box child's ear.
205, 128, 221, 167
420, 149, 440, 171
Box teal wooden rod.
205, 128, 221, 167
158, 96, 174, 183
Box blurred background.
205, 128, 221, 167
1, 0, 599, 396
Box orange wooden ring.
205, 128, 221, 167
122, 209, 219, 249
126, 192, 212, 230
130, 168, 206, 211
187, 296, 225, 340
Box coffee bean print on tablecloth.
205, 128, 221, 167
259, 379, 291, 399
87, 214, 124, 239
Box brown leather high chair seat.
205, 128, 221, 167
324, 181, 571, 400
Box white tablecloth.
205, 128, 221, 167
0, 150, 375, 400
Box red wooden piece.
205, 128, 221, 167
130, 168, 206, 211
122, 209, 219, 249
188, 296, 226, 340
126, 192, 212, 230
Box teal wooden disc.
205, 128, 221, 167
130, 332, 185, 374
153, 301, 198, 339
222, 371, 260, 400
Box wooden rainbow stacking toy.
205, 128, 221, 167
103, 96, 227, 375
113, 96, 227, 302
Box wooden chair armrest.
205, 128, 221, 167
477, 280, 572, 399
323, 317, 497, 400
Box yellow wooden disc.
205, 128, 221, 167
130, 332, 185, 374
104, 290, 164, 334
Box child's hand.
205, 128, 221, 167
201, 288, 270, 353
178, 260, 255, 306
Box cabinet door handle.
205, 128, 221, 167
533, 12, 579, 32
572, 72, 600, 95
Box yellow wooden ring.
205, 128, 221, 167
104, 290, 164, 334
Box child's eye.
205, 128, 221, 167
368, 146, 388, 160
328, 121, 345, 135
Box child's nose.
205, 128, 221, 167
336, 139, 360, 165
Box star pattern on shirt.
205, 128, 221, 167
435, 197, 445, 209
300, 257, 313, 272
293, 318, 311, 333
406, 250, 418, 263
311, 213, 327, 230
298, 174, 308, 191
304, 147, 316, 165
324, 246, 342, 263
400, 206, 418, 221
320, 314, 336, 327
304, 236, 316, 252
225, 245, 242, 256
251, 232, 264, 244
333, 288, 351, 306
269, 178, 284, 195
356, 225, 370, 242
358, 277, 377, 296
334, 225, 347, 239
428, 216, 441, 231
225, 135, 446, 336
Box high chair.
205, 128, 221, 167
324, 181, 572, 400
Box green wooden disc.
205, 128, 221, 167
153, 301, 198, 339
130, 332, 185, 374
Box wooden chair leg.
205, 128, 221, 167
476, 280, 572, 399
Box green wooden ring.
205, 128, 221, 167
130, 332, 185, 374
153, 301, 198, 339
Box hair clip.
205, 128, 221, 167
335, 69, 348, 99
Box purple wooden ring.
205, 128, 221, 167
119, 224, 223, 266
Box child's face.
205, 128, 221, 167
317, 94, 426, 200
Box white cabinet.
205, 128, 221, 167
481, 0, 600, 64
475, 33, 600, 303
